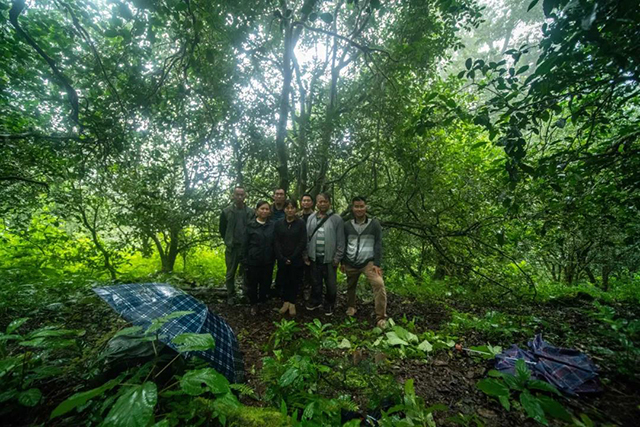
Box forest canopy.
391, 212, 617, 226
2, 0, 638, 289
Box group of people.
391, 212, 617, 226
219, 187, 387, 329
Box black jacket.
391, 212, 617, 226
242, 219, 275, 266
274, 218, 307, 266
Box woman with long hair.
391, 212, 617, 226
242, 200, 275, 315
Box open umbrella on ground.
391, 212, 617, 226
93, 283, 243, 383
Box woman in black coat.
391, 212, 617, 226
242, 200, 275, 315
274, 199, 307, 316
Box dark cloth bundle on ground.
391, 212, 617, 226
495, 334, 600, 395
94, 283, 244, 383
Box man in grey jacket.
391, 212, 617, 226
342, 196, 387, 328
305, 193, 344, 315
219, 186, 254, 305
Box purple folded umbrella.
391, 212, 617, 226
495, 334, 601, 395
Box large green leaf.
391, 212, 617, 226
537, 395, 573, 422
146, 311, 194, 334
417, 340, 433, 352
51, 377, 123, 419
385, 331, 409, 346
477, 378, 510, 397
279, 366, 300, 387
18, 388, 42, 407
515, 359, 531, 385
171, 333, 215, 352
520, 390, 548, 425
528, 379, 561, 396
0, 358, 19, 377
6, 318, 29, 334
102, 382, 157, 427
180, 368, 229, 396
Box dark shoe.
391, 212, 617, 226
324, 306, 334, 316
306, 303, 322, 311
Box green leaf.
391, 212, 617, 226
6, 318, 29, 334
537, 395, 573, 422
104, 29, 119, 38
146, 311, 194, 334
542, 0, 558, 17
498, 395, 511, 411
18, 388, 42, 407
320, 12, 333, 24
502, 373, 523, 391
279, 366, 300, 387
51, 377, 123, 419
28, 328, 83, 338
477, 378, 510, 397
515, 359, 531, 384
517, 65, 530, 75
487, 369, 502, 378
465, 58, 472, 70
520, 390, 548, 425
418, 340, 433, 352
175, 2, 188, 12
171, 333, 215, 352
527, 0, 540, 12
385, 331, 409, 346
114, 326, 143, 338
0, 358, 19, 377
180, 368, 229, 396
528, 380, 561, 396
102, 382, 157, 427
338, 338, 351, 349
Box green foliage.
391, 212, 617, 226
0, 318, 83, 410
590, 302, 640, 375
477, 360, 572, 425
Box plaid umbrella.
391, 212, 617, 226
495, 334, 600, 395
94, 283, 243, 383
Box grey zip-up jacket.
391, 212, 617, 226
219, 204, 254, 247
343, 216, 382, 268
306, 210, 345, 264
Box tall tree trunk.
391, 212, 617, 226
274, 0, 318, 193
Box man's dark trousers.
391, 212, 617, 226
310, 255, 337, 309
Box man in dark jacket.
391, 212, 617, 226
219, 186, 254, 305
342, 196, 387, 328
271, 188, 286, 221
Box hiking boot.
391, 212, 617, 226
306, 303, 322, 311
324, 305, 334, 316
376, 319, 388, 329
346, 307, 357, 316
288, 304, 296, 316
278, 302, 290, 314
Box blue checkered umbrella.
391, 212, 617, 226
93, 283, 243, 383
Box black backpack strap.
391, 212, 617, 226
308, 213, 333, 241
